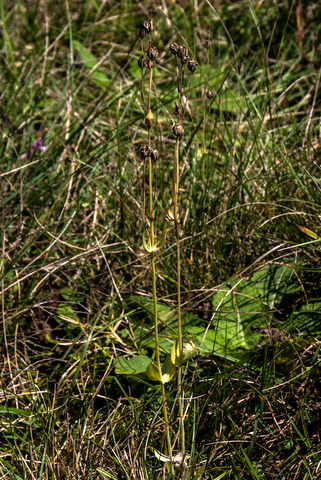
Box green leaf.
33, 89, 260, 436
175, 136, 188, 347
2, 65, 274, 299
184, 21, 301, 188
96, 468, 117, 480
287, 302, 321, 335
171, 339, 182, 366
250, 262, 301, 310
209, 278, 267, 353
73, 40, 109, 86
161, 355, 176, 383
0, 406, 32, 417
125, 296, 201, 354
274, 339, 309, 375
54, 304, 79, 329
115, 355, 152, 375
59, 287, 84, 303
146, 362, 162, 382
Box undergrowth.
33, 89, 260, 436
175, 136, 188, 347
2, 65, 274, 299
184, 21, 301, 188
1, 0, 321, 478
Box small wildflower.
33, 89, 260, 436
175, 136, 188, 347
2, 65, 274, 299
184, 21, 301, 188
33, 138, 47, 151
27, 137, 47, 159
140, 145, 152, 158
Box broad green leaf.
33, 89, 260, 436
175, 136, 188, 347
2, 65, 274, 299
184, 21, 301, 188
250, 262, 301, 309
0, 406, 32, 417
209, 278, 267, 353
115, 355, 152, 375
287, 302, 321, 335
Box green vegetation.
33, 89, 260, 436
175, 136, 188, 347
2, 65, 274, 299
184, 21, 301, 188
1, 0, 321, 478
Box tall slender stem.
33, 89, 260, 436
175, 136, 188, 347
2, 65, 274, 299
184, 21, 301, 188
144, 36, 174, 474
173, 137, 185, 453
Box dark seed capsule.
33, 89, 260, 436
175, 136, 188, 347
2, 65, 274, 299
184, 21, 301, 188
138, 56, 147, 69
139, 27, 146, 39
147, 46, 158, 60
177, 44, 188, 59
140, 145, 152, 158
206, 91, 215, 99
171, 122, 184, 137
204, 40, 212, 50
187, 59, 198, 73
170, 43, 179, 56
181, 55, 190, 65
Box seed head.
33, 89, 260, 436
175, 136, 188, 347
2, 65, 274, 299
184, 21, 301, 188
138, 56, 147, 69
204, 40, 212, 49
147, 46, 158, 60
181, 55, 190, 66
187, 59, 198, 73
139, 145, 158, 160
140, 145, 152, 158
177, 44, 188, 59
172, 122, 184, 137
170, 43, 179, 56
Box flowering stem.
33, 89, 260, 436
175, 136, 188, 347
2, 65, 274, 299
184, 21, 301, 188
145, 30, 174, 474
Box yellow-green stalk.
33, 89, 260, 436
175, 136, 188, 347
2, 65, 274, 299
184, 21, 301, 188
140, 19, 174, 474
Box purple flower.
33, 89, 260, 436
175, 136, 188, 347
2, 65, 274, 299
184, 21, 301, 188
27, 138, 47, 159
33, 138, 47, 152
